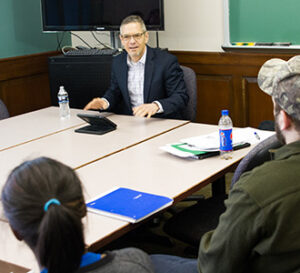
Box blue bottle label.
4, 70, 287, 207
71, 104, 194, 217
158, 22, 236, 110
219, 129, 232, 151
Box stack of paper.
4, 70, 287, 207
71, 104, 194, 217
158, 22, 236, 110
160, 143, 218, 159
160, 127, 275, 159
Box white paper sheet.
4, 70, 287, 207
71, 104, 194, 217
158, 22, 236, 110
180, 127, 275, 151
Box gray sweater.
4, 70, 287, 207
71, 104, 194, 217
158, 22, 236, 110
76, 248, 154, 273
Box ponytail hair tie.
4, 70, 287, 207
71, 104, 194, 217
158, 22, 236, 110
44, 198, 61, 212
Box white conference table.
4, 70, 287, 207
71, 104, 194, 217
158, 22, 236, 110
77, 122, 254, 249
0, 108, 188, 272
0, 122, 254, 272
0, 110, 188, 191
0, 107, 88, 152
0, 109, 256, 272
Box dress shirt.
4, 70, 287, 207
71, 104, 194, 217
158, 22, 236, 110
102, 47, 163, 113
127, 48, 163, 112
127, 48, 146, 108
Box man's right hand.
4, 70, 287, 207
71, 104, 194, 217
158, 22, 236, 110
83, 98, 108, 111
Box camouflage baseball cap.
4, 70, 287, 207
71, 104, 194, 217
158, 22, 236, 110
258, 55, 300, 120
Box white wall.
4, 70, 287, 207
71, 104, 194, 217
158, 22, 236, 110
71, 0, 224, 52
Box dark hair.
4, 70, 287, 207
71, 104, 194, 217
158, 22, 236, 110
120, 15, 147, 34
1, 157, 87, 273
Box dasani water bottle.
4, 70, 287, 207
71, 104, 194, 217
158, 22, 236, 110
57, 86, 70, 119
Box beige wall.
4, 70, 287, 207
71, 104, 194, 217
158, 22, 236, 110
71, 0, 224, 52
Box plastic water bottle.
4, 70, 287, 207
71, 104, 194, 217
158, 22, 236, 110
219, 109, 233, 159
57, 86, 70, 118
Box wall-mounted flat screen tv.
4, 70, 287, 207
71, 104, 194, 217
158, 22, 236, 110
41, 0, 164, 31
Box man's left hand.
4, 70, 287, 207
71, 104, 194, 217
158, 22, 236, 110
132, 103, 159, 118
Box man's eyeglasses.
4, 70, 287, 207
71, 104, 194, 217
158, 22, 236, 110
120, 32, 146, 42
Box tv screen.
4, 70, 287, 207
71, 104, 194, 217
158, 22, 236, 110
41, 0, 164, 31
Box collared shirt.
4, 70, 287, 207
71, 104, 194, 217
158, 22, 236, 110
102, 47, 163, 113
126, 47, 163, 113
126, 48, 147, 108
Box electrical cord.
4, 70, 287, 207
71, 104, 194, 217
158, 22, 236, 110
61, 45, 76, 55
61, 31, 118, 55
56, 32, 66, 51
69, 32, 93, 48
91, 32, 113, 49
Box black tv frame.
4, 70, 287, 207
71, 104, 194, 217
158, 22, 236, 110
41, 0, 164, 32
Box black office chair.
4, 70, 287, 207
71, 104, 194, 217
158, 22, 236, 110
0, 99, 9, 120
163, 134, 282, 249
258, 120, 275, 131
230, 134, 281, 187
180, 66, 197, 122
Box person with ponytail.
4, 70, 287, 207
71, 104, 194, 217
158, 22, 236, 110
1, 157, 154, 273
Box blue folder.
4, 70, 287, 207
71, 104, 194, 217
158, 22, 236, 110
86, 187, 173, 223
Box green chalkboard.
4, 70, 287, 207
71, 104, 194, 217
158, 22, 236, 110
0, 0, 71, 59
229, 0, 300, 45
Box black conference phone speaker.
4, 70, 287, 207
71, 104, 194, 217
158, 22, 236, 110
75, 113, 117, 135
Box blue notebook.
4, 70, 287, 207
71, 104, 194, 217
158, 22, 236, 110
86, 187, 173, 223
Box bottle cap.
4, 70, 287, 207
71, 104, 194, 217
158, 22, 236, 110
221, 109, 229, 116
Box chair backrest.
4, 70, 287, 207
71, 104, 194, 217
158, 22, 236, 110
258, 120, 275, 131
180, 65, 197, 121
231, 134, 282, 188
0, 99, 9, 120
